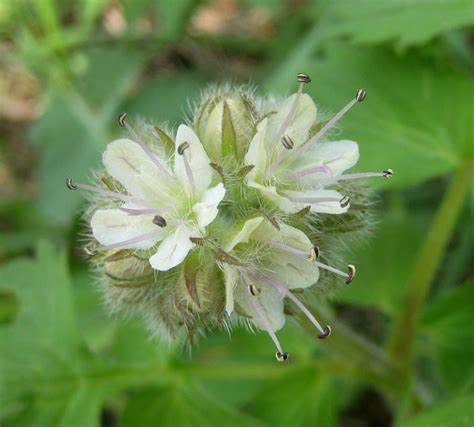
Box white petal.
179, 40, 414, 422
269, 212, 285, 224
252, 222, 318, 288
174, 125, 213, 194
234, 282, 285, 332
149, 226, 196, 271
267, 253, 319, 289
247, 181, 296, 213
294, 140, 360, 178
223, 265, 238, 314
266, 93, 317, 148
224, 216, 264, 251
91, 209, 164, 249
103, 138, 174, 202
244, 118, 268, 182
284, 189, 349, 214
192, 183, 226, 228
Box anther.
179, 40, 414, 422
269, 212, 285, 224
248, 284, 261, 297
152, 215, 167, 228
281, 135, 294, 150
297, 73, 311, 84
346, 264, 356, 284
383, 168, 394, 178
340, 195, 351, 208
65, 178, 78, 190
308, 245, 320, 262
177, 142, 190, 155
356, 89, 367, 102
318, 325, 332, 339
117, 112, 127, 127
275, 351, 289, 362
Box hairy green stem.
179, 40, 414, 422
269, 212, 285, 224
388, 157, 474, 375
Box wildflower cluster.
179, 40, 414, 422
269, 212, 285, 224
67, 74, 392, 360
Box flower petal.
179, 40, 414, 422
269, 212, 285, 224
103, 138, 174, 202
149, 226, 196, 271
234, 282, 285, 332
244, 118, 268, 182
174, 125, 213, 194
294, 140, 360, 179
266, 93, 317, 148
224, 216, 264, 251
267, 253, 319, 289
247, 181, 296, 213
91, 208, 165, 249
284, 189, 349, 214
223, 264, 238, 314
192, 183, 226, 228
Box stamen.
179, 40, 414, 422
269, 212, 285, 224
297, 73, 311, 84
255, 274, 327, 336
263, 238, 353, 284
340, 195, 351, 208
297, 88, 367, 156
346, 264, 356, 284
281, 135, 294, 150
65, 178, 149, 206
308, 245, 320, 262
296, 170, 394, 184
119, 206, 173, 216
272, 73, 311, 148
287, 195, 343, 204
287, 164, 332, 179
152, 215, 167, 228
248, 284, 261, 296
104, 229, 163, 249
318, 325, 332, 339
276, 351, 289, 362
241, 272, 287, 358
117, 112, 171, 177
177, 142, 196, 192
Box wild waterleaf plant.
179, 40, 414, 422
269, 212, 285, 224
67, 75, 393, 360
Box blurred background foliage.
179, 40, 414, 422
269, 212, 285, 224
0, 0, 473, 426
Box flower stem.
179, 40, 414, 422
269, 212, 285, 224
388, 157, 474, 376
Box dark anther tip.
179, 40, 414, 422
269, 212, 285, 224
346, 264, 356, 284
281, 135, 294, 150
248, 284, 261, 297
355, 89, 367, 102
308, 245, 320, 262
340, 195, 351, 208
177, 142, 190, 155
118, 112, 127, 127
297, 73, 311, 84
152, 215, 167, 228
276, 351, 289, 362
66, 178, 77, 190
383, 168, 394, 178
318, 325, 332, 339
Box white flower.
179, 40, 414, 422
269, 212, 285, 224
74, 122, 225, 271
244, 90, 361, 214
221, 216, 342, 360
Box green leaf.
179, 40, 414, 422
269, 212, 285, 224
401, 394, 474, 427
125, 72, 207, 123
303, 44, 474, 188
320, 0, 474, 48
120, 383, 266, 427
247, 367, 343, 427
420, 282, 474, 392
0, 242, 167, 426
155, 0, 199, 40
335, 203, 428, 315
